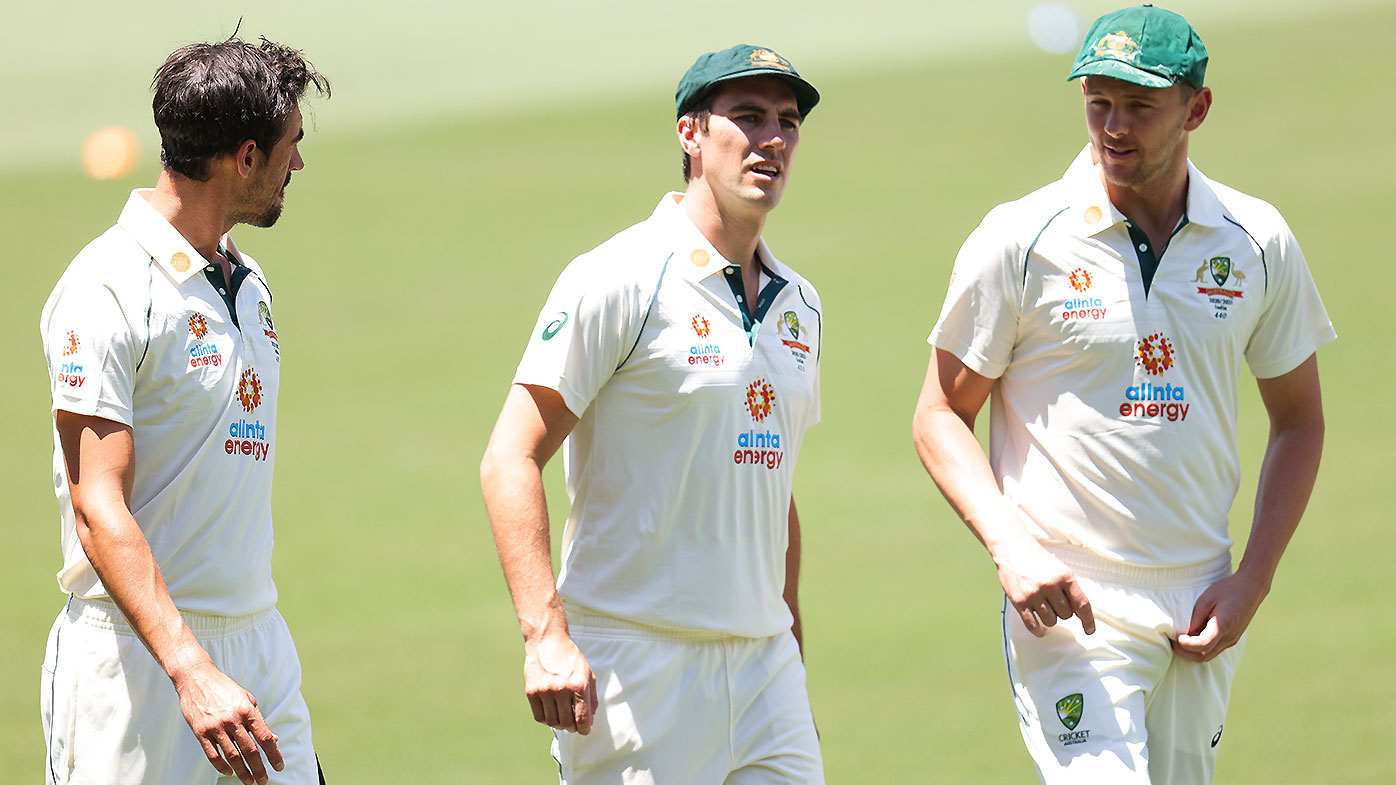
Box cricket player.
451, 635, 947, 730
912, 6, 1333, 783
39, 37, 329, 785
481, 44, 825, 784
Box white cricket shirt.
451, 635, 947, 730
41, 190, 283, 617
930, 147, 1335, 568
515, 193, 823, 638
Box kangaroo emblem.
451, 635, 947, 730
1192, 261, 1209, 282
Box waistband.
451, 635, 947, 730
1044, 543, 1232, 591
66, 596, 272, 640
565, 605, 748, 643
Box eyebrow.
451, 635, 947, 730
292, 127, 305, 143
726, 101, 802, 119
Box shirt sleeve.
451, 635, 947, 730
927, 207, 1025, 379
1245, 223, 1337, 379
513, 255, 643, 418
41, 277, 141, 426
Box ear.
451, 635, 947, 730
1184, 87, 1213, 132
234, 139, 259, 179
676, 115, 702, 158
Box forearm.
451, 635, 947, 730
784, 497, 803, 653
1236, 416, 1325, 590
481, 451, 568, 643
912, 402, 1034, 560
75, 506, 211, 686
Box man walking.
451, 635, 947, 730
40, 36, 329, 785
482, 44, 825, 784
913, 6, 1334, 783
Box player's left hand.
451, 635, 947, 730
1172, 569, 1269, 662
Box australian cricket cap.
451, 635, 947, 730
675, 44, 820, 119
1067, 5, 1208, 88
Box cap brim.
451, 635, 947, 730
1067, 59, 1174, 89
698, 69, 821, 118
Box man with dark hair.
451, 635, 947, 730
913, 6, 1332, 784
482, 44, 825, 784
39, 36, 328, 785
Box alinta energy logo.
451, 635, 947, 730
228, 368, 271, 461
735, 379, 784, 470
1120, 331, 1190, 422
57, 330, 85, 388
1060, 267, 1106, 322
237, 368, 263, 413
688, 313, 725, 367
1055, 693, 1090, 746
188, 313, 208, 340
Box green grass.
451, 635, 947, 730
3, 2, 1394, 782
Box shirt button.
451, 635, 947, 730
725, 268, 735, 275
206, 266, 215, 272
218, 288, 227, 295
1138, 243, 1148, 252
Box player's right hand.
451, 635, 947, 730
993, 537, 1096, 637
524, 633, 599, 735
172, 661, 284, 785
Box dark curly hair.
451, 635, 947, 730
152, 36, 330, 181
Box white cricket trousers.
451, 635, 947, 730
553, 607, 824, 785
41, 596, 318, 785
1006, 545, 1244, 785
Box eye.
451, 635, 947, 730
779, 118, 799, 131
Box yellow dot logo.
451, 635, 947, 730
691, 249, 710, 267
171, 252, 191, 273
1084, 206, 1103, 224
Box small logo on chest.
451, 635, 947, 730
1193, 256, 1245, 320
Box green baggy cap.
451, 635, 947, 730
675, 44, 820, 120
1067, 5, 1208, 88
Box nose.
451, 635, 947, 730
1103, 106, 1128, 138
760, 119, 787, 152
290, 147, 305, 171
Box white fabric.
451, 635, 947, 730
553, 609, 823, 785
1006, 549, 1243, 785
929, 146, 1336, 568
40, 190, 283, 617
41, 597, 317, 785
514, 193, 823, 637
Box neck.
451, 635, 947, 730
145, 170, 235, 261
1102, 159, 1190, 237
679, 183, 766, 272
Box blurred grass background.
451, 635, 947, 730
2, 1, 1392, 781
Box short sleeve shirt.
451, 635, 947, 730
929, 148, 1336, 567
41, 190, 284, 616
515, 193, 823, 637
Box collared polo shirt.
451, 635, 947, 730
514, 193, 823, 638
929, 147, 1335, 568
41, 190, 283, 617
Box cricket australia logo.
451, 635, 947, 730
747, 48, 793, 72
780, 310, 811, 371
237, 368, 263, 413
1056, 694, 1083, 730
1193, 257, 1245, 319
1055, 693, 1091, 746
